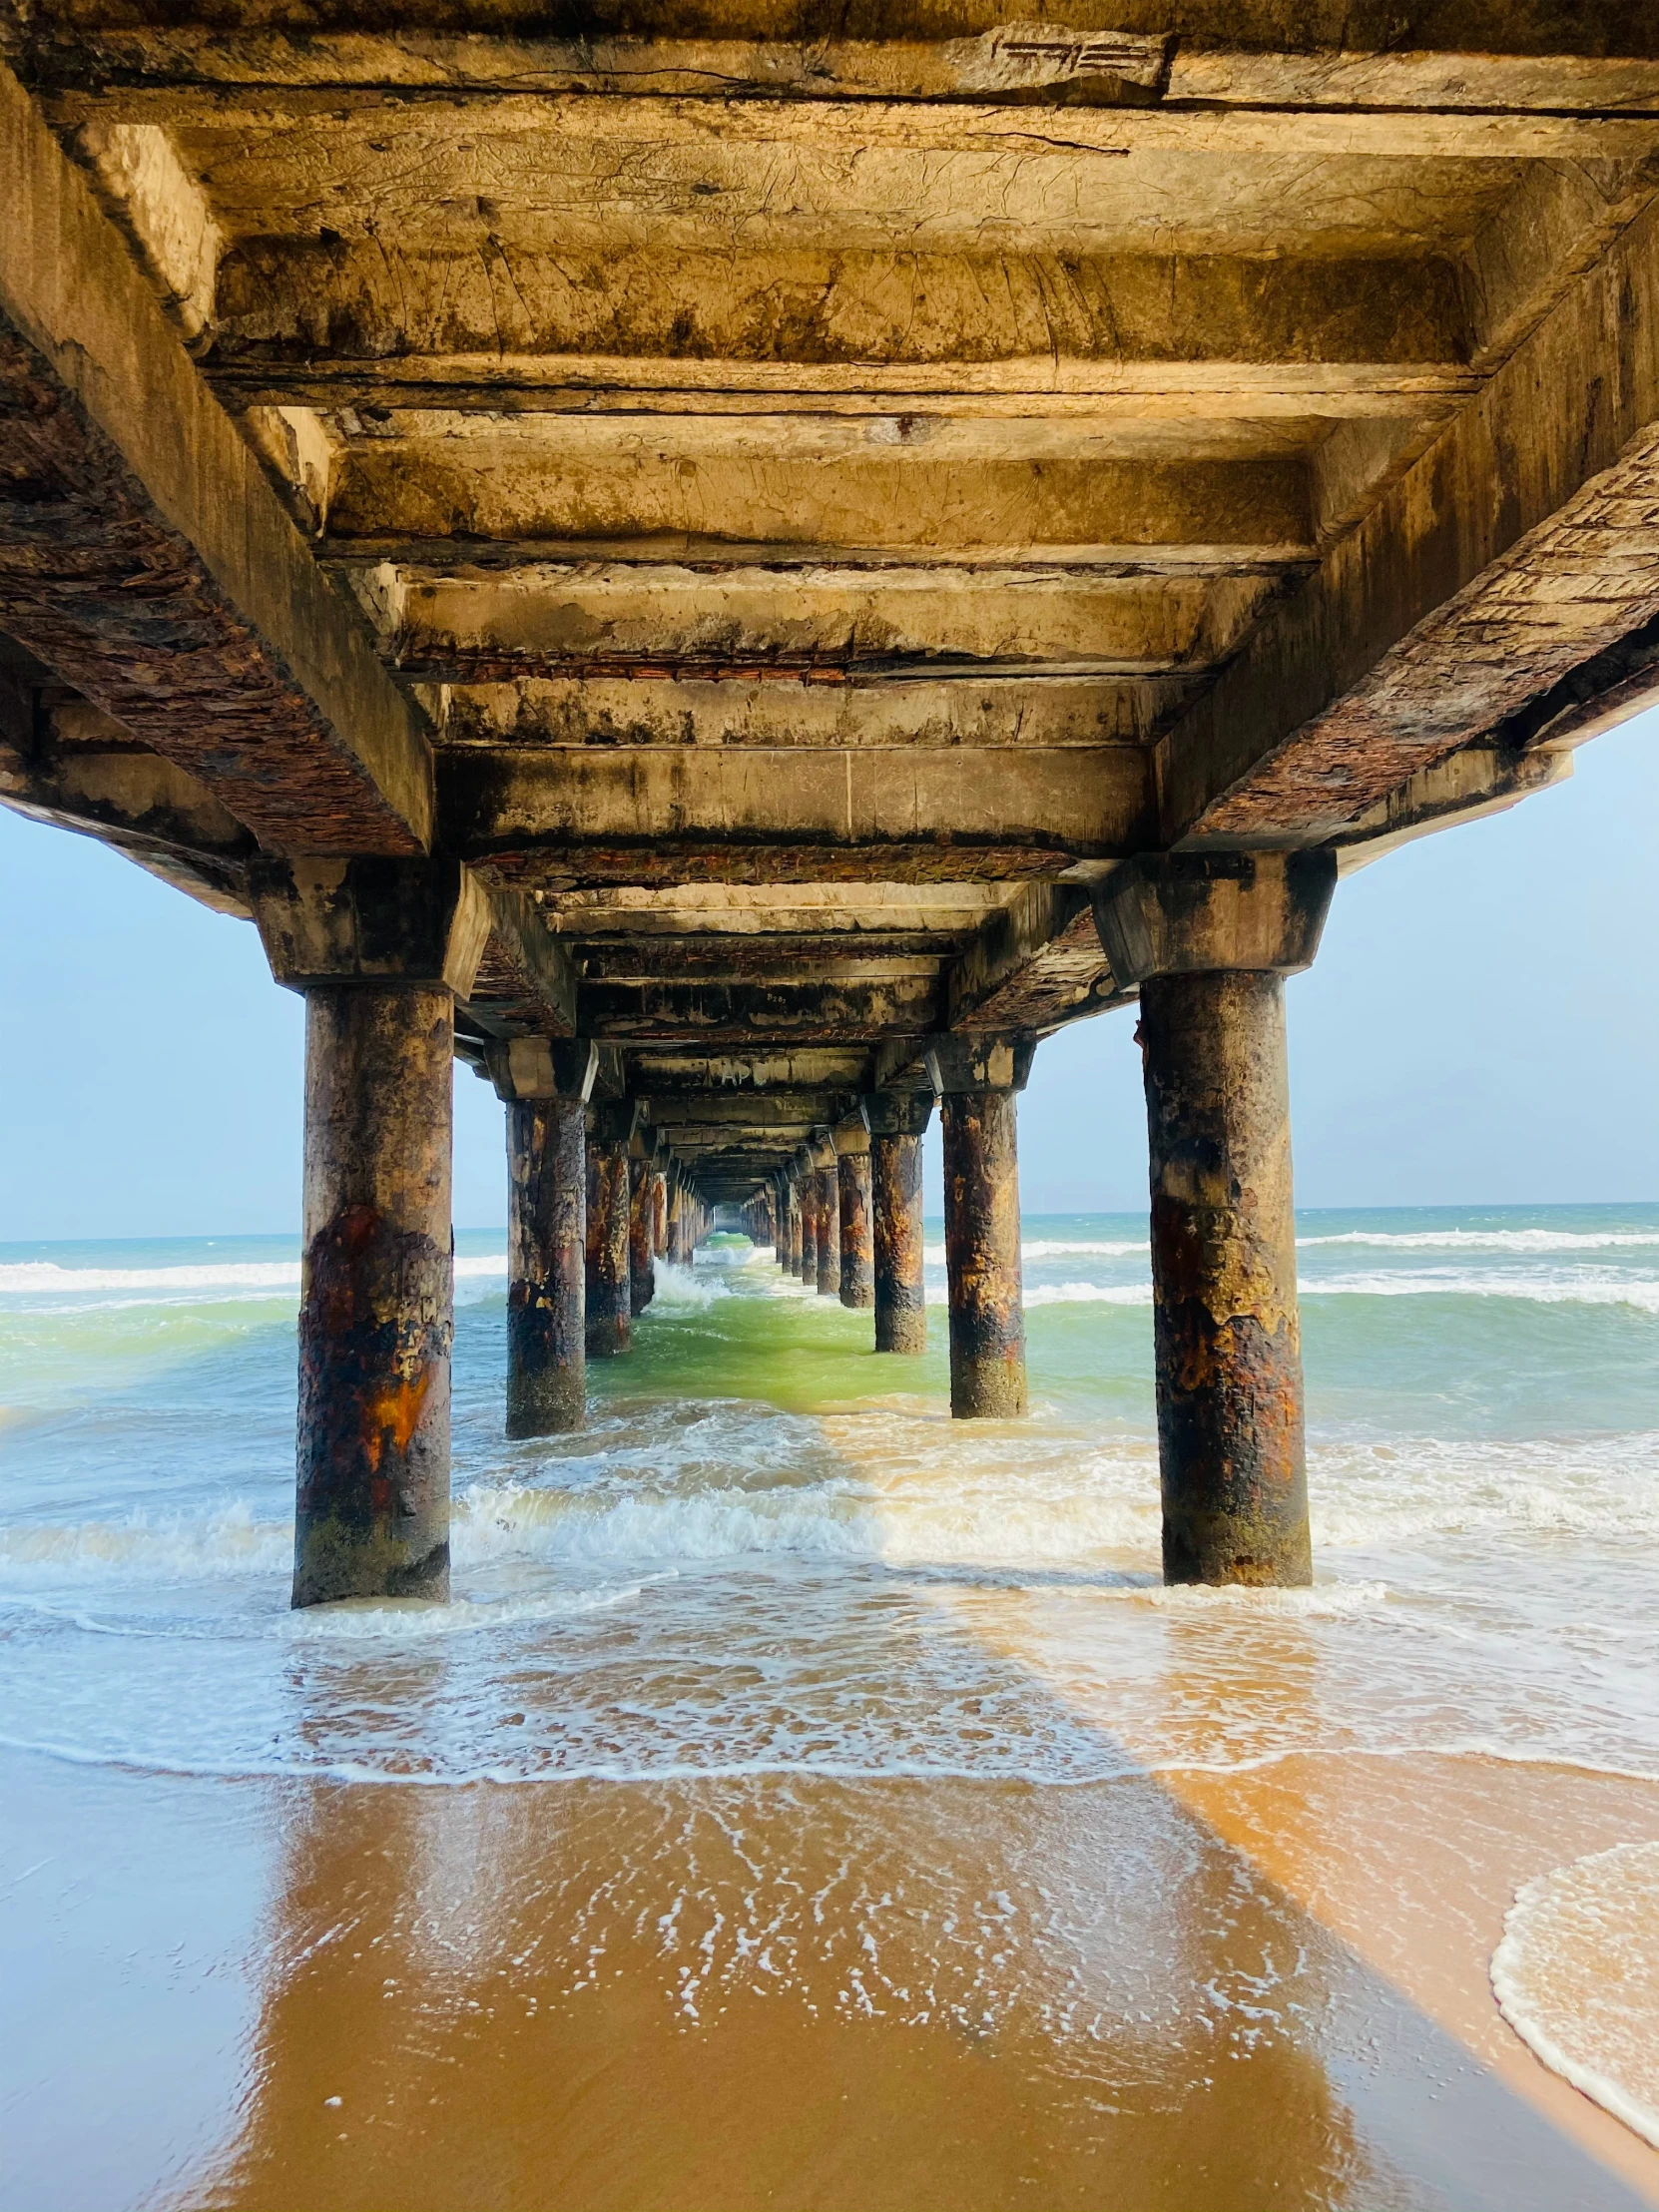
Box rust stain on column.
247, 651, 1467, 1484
942, 1091, 1026, 1418
1139, 970, 1311, 1587
651, 1168, 667, 1259
629, 1157, 656, 1317
838, 1151, 874, 1310
506, 1094, 585, 1438
800, 1176, 819, 1285
295, 984, 453, 1608
585, 1139, 632, 1357
873, 1133, 926, 1355
815, 1165, 840, 1296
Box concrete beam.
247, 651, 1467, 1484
0, 59, 433, 855
647, 1093, 855, 1131
1157, 193, 1659, 843
582, 941, 941, 983
381, 565, 1259, 688
206, 245, 1470, 377
436, 677, 1176, 752
25, 19, 1659, 107
41, 83, 1659, 161
323, 443, 1313, 564
0, 685, 254, 912
463, 888, 579, 1037
440, 744, 1153, 886
623, 1049, 870, 1094
945, 881, 1120, 1032
580, 971, 941, 1043
542, 883, 1006, 941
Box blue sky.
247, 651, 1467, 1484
2, 710, 1655, 1240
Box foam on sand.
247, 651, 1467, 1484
1491, 1840, 1659, 2148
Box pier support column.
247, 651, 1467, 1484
868, 1093, 932, 1355
798, 1148, 819, 1284
628, 1143, 656, 1317
785, 1173, 804, 1276
252, 858, 489, 1608
836, 1121, 874, 1310
665, 1167, 684, 1267
585, 1101, 635, 1358
1094, 852, 1337, 1587
651, 1168, 668, 1262
813, 1140, 840, 1297
931, 1039, 1033, 1418
487, 1037, 597, 1439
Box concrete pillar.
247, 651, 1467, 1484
799, 1151, 819, 1285
932, 1037, 1032, 1419
836, 1123, 874, 1310
651, 1167, 668, 1260
665, 1167, 684, 1267
628, 1149, 656, 1317
868, 1092, 932, 1355
785, 1176, 804, 1275
813, 1142, 840, 1297
585, 1102, 635, 1358
251, 856, 489, 1609
1094, 851, 1337, 1587
487, 1037, 597, 1439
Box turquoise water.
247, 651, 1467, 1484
1, 1207, 1656, 1787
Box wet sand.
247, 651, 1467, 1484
3, 1744, 1656, 2212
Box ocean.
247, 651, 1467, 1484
2, 1206, 1657, 2209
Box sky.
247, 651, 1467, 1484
1, 709, 1656, 1242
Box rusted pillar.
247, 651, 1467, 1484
651, 1167, 668, 1260
785, 1175, 804, 1275
1094, 852, 1338, 1588
628, 1147, 656, 1317
585, 1101, 634, 1358
836, 1123, 874, 1310
251, 857, 489, 1609
934, 1038, 1032, 1419
488, 1037, 597, 1439
814, 1142, 840, 1297
665, 1167, 684, 1267
799, 1150, 819, 1285
868, 1092, 932, 1355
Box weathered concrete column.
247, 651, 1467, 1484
784, 1174, 803, 1275
930, 1037, 1033, 1418
665, 1166, 684, 1267
651, 1167, 668, 1260
1094, 851, 1337, 1588
868, 1092, 932, 1355
835, 1119, 874, 1310
813, 1139, 840, 1297
487, 1037, 597, 1439
628, 1143, 656, 1317
252, 858, 489, 1609
798, 1148, 819, 1285
585, 1101, 635, 1358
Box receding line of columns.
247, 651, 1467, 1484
252, 849, 1338, 1611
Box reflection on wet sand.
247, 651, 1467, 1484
184, 1620, 1651, 2212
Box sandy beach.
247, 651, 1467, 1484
4, 1745, 1656, 2211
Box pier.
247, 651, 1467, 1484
3, 3, 1656, 1606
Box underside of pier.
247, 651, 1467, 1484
5, 0, 1658, 1593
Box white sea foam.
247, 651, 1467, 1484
1300, 1229, 1659, 1253
1304, 1269, 1659, 1312
1025, 1282, 1152, 1308
1492, 1841, 1659, 2149
924, 1239, 1144, 1265
0, 1251, 512, 1315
